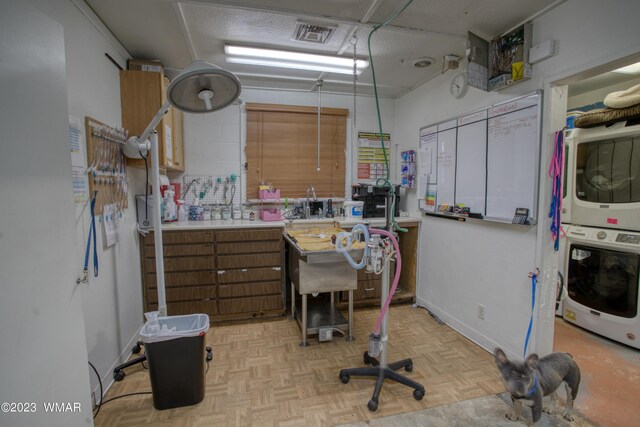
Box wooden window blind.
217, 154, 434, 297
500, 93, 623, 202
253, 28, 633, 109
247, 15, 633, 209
246, 103, 348, 199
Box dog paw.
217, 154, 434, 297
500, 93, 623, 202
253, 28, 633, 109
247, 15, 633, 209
563, 413, 574, 422
505, 413, 519, 421
543, 405, 554, 414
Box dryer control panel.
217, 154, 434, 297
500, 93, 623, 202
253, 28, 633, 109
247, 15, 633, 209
616, 233, 640, 244
567, 226, 640, 246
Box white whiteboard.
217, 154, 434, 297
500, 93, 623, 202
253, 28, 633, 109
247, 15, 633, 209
486, 104, 538, 219
436, 128, 456, 208
417, 92, 541, 223
456, 119, 487, 214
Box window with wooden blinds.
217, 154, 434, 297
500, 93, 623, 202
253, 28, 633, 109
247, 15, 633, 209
246, 103, 348, 199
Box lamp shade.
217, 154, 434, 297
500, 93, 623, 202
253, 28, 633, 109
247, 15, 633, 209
167, 60, 241, 113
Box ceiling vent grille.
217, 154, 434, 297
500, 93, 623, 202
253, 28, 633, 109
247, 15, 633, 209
292, 21, 336, 44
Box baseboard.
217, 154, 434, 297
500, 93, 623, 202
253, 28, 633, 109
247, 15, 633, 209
415, 297, 522, 361
92, 323, 144, 403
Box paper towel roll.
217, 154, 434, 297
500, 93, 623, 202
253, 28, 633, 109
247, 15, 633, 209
159, 174, 170, 187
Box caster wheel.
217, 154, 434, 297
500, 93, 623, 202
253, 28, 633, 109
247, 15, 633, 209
340, 375, 350, 384
405, 362, 413, 372
131, 344, 142, 354
364, 351, 371, 365
413, 389, 425, 401
113, 370, 125, 382
367, 399, 378, 412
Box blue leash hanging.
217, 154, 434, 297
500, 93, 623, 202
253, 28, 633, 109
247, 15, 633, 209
549, 130, 564, 251
524, 269, 539, 357
83, 191, 99, 280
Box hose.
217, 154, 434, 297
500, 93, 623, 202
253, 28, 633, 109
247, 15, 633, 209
367, 0, 414, 233
335, 223, 370, 269
369, 228, 402, 335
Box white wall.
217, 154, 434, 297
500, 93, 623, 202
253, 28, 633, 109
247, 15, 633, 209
568, 76, 640, 110
395, 0, 640, 359
30, 0, 145, 400
175, 87, 397, 203
1, 1, 93, 425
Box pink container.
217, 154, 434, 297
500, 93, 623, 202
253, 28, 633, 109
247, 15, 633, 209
259, 189, 281, 200
260, 209, 282, 221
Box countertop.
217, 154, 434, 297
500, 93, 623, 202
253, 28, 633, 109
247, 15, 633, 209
160, 216, 421, 231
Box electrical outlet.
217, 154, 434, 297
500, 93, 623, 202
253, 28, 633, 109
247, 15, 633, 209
478, 304, 486, 320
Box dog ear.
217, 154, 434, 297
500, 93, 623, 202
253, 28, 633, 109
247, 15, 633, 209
494, 348, 508, 367
525, 353, 539, 369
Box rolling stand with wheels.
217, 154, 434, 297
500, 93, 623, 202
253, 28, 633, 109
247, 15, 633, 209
113, 341, 145, 381
338, 198, 425, 411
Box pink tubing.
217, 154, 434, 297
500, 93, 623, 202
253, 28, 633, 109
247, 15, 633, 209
369, 228, 402, 335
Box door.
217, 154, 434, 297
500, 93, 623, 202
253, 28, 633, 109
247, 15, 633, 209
0, 2, 92, 426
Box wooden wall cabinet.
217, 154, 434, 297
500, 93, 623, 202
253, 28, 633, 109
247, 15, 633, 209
120, 70, 184, 172
140, 227, 285, 322
337, 223, 419, 309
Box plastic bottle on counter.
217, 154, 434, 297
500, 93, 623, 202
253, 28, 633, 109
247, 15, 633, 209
178, 201, 188, 222
163, 190, 177, 222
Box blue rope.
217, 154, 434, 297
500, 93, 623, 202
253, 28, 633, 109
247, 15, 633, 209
549, 130, 564, 251
526, 372, 539, 397
84, 191, 99, 278
524, 272, 537, 357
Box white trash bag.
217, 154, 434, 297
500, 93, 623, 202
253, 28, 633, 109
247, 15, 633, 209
140, 312, 210, 344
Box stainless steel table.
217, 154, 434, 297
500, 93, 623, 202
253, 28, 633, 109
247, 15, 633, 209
284, 233, 361, 346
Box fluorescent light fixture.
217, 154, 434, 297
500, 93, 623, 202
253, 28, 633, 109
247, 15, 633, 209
225, 45, 369, 75
612, 61, 640, 75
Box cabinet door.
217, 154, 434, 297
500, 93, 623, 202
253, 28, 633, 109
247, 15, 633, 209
169, 108, 184, 172
120, 70, 169, 168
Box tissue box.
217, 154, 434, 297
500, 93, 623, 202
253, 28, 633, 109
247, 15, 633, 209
259, 189, 281, 200
260, 209, 282, 221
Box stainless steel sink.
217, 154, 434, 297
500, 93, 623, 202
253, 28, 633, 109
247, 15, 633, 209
288, 249, 359, 294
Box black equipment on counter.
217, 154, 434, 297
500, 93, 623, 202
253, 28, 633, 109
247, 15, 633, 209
351, 184, 401, 218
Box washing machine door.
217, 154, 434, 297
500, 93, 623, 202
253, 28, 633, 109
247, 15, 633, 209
566, 243, 640, 318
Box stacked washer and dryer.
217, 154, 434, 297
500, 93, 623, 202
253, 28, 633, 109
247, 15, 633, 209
559, 120, 640, 349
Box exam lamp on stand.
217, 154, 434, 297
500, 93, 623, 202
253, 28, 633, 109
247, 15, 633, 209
123, 60, 241, 317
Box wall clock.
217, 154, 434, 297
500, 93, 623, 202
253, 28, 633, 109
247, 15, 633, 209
450, 72, 468, 99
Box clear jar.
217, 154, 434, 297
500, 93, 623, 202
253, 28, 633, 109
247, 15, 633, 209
232, 204, 242, 220
242, 204, 251, 220
221, 206, 231, 220
212, 206, 222, 221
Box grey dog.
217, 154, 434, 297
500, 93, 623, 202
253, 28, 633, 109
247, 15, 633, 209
494, 348, 581, 426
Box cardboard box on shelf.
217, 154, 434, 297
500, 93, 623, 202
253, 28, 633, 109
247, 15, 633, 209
127, 59, 164, 74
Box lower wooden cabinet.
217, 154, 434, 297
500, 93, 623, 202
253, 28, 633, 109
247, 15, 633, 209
140, 227, 285, 322
337, 223, 418, 309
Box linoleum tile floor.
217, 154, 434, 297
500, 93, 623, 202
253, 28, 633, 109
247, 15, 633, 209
553, 317, 640, 427
95, 305, 507, 426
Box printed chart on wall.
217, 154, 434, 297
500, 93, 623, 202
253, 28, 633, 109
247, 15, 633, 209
69, 115, 89, 214
417, 92, 541, 223
357, 131, 390, 180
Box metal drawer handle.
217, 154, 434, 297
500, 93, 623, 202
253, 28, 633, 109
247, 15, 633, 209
365, 287, 375, 291
217, 270, 226, 275
272, 267, 281, 271
241, 269, 248, 272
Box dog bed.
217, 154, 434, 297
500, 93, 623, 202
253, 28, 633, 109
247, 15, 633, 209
574, 102, 640, 128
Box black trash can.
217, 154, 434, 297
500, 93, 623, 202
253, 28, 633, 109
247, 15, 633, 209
140, 313, 210, 410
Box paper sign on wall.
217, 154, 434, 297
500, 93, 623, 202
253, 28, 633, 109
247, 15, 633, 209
357, 131, 390, 180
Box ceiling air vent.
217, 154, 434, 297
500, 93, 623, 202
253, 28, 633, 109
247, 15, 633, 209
292, 21, 337, 44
